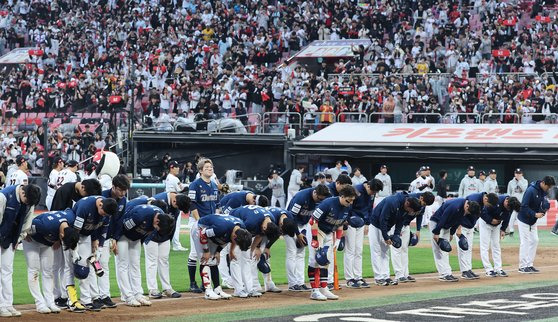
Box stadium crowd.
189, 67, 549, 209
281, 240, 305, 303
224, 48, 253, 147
0, 0, 556, 131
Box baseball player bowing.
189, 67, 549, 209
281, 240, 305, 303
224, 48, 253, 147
344, 179, 383, 289
429, 198, 480, 282
22, 209, 79, 314
219, 190, 270, 214
146, 192, 191, 299
390, 192, 435, 284
228, 205, 281, 297
65, 196, 118, 312
112, 203, 175, 307
191, 214, 252, 300
459, 192, 499, 280
518, 176, 555, 274
285, 184, 331, 292
0, 184, 41, 318
264, 206, 299, 293
368, 192, 422, 286
90, 174, 130, 309
187, 158, 219, 293
480, 195, 520, 277
309, 186, 357, 301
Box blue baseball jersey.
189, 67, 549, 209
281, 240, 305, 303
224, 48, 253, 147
30, 209, 76, 246
219, 191, 250, 213
72, 196, 109, 240
369, 192, 408, 240
124, 196, 150, 213
312, 197, 351, 234
152, 192, 180, 243
327, 182, 338, 197
518, 181, 551, 226
102, 189, 127, 246
229, 205, 270, 235
463, 192, 487, 229
266, 206, 294, 224
481, 194, 512, 231
287, 188, 318, 226
431, 198, 467, 235
116, 204, 164, 242
198, 214, 246, 246
352, 184, 374, 224
188, 178, 219, 217
402, 192, 426, 231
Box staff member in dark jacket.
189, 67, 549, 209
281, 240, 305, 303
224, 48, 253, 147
436, 170, 448, 199
517, 176, 555, 274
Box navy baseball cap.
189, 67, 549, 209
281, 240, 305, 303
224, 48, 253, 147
489, 169, 497, 174
67, 160, 79, 167
479, 170, 486, 176
467, 166, 475, 171
380, 165, 387, 169
515, 168, 523, 174
169, 160, 179, 169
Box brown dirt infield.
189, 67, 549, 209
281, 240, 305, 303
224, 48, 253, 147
15, 245, 556, 321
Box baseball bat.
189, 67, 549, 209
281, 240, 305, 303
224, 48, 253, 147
333, 234, 339, 290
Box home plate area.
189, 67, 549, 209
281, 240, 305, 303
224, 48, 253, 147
278, 286, 558, 321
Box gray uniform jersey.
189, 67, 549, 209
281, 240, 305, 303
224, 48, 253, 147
374, 173, 392, 197
268, 177, 285, 197
325, 163, 352, 182
459, 175, 483, 197
507, 177, 528, 201
484, 177, 499, 194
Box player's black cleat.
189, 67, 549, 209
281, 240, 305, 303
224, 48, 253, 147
189, 282, 203, 293
101, 297, 117, 308
55, 297, 68, 309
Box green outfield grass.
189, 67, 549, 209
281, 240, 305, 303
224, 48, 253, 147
10, 230, 493, 305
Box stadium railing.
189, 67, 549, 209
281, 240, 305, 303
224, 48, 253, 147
337, 112, 368, 123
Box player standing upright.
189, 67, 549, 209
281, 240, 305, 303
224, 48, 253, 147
484, 169, 499, 194
268, 170, 286, 208
458, 166, 483, 198
57, 160, 79, 187
46, 157, 65, 210
187, 158, 219, 293
507, 168, 528, 237
375, 165, 392, 203
287, 166, 304, 205
165, 160, 187, 251
6, 155, 29, 187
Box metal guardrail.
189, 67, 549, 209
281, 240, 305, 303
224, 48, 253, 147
405, 113, 443, 123
443, 113, 482, 124
520, 112, 558, 124
337, 112, 367, 122
302, 112, 336, 130
262, 112, 302, 135
481, 112, 521, 124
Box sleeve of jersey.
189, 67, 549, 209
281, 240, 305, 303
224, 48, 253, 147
95, 217, 110, 247
432, 206, 449, 235
312, 202, 326, 221
73, 205, 86, 231
188, 186, 199, 211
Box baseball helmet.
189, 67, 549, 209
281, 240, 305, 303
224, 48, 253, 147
348, 216, 365, 228
409, 231, 419, 246
458, 234, 469, 251
296, 235, 308, 248
257, 254, 271, 274
437, 238, 452, 252
337, 236, 346, 251
74, 264, 90, 280
315, 246, 330, 266
390, 235, 402, 249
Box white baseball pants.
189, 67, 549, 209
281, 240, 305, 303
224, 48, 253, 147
52, 247, 66, 299
284, 223, 311, 286
23, 239, 55, 310
229, 246, 253, 293
271, 196, 286, 208
218, 244, 232, 286
390, 225, 411, 279
45, 195, 54, 211
368, 225, 390, 280
64, 235, 95, 303
508, 210, 518, 232
456, 227, 474, 272
343, 225, 364, 281
286, 189, 299, 207
0, 246, 15, 309
90, 245, 111, 299
172, 212, 183, 249
479, 220, 503, 272
429, 220, 452, 277
518, 221, 538, 269
144, 240, 172, 292
308, 232, 333, 268
115, 236, 143, 302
